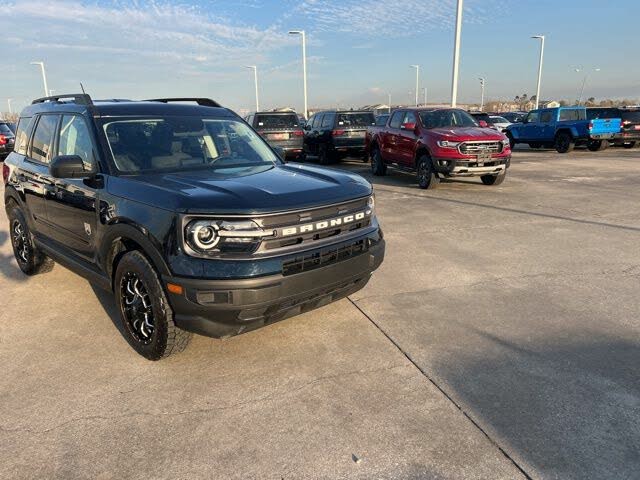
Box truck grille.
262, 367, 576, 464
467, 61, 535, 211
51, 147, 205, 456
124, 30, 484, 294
458, 141, 503, 155
282, 239, 368, 276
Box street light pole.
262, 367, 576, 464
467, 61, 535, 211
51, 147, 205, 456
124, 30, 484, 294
245, 66, 259, 111
410, 65, 419, 106
388, 93, 391, 113
30, 61, 49, 98
288, 30, 308, 119
478, 77, 485, 111
423, 87, 427, 106
450, 0, 463, 107
531, 35, 545, 110
7, 99, 12, 115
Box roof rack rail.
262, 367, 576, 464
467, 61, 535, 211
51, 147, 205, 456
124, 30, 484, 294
144, 98, 222, 108
32, 93, 93, 106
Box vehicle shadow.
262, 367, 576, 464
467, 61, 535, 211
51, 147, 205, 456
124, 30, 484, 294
433, 331, 640, 479
90, 283, 128, 338
0, 230, 27, 283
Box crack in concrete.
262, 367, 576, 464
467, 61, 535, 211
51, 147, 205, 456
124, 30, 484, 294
0, 363, 408, 436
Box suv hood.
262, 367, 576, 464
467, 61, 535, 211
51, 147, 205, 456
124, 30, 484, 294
108, 163, 372, 214
430, 127, 506, 141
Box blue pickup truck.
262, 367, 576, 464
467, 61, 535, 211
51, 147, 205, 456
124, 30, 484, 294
506, 107, 621, 153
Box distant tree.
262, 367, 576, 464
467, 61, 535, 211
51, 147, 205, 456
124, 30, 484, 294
559, 100, 569, 107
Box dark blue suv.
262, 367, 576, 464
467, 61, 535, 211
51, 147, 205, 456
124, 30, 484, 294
3, 94, 385, 360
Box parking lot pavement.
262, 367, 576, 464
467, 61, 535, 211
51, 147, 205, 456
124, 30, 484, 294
1, 147, 638, 480
0, 186, 524, 478
337, 146, 640, 480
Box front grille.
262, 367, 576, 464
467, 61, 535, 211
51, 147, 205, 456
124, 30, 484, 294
458, 141, 503, 155
282, 239, 368, 276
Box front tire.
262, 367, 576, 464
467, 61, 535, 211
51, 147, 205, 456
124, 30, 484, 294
371, 147, 387, 176
417, 155, 439, 190
8, 205, 54, 276
481, 173, 506, 185
623, 141, 636, 149
555, 132, 575, 153
115, 251, 191, 360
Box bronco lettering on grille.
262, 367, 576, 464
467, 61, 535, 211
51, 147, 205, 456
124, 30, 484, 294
279, 211, 370, 237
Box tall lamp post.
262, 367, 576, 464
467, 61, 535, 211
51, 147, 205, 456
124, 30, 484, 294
7, 99, 13, 115
30, 61, 49, 98
422, 87, 427, 106
245, 66, 260, 111
410, 65, 420, 107
288, 30, 308, 119
575, 67, 600, 105
388, 93, 392, 113
531, 35, 545, 110
478, 77, 485, 111
450, 0, 463, 107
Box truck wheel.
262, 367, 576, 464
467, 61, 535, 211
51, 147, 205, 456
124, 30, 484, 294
417, 155, 439, 190
624, 142, 636, 149
371, 147, 387, 176
554, 132, 575, 153
587, 140, 609, 152
481, 173, 506, 186
115, 251, 192, 360
8, 205, 54, 275
506, 132, 516, 150
318, 145, 331, 165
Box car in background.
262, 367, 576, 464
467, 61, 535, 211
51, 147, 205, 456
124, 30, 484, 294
498, 111, 527, 124
489, 115, 512, 132
0, 121, 16, 161
469, 112, 493, 128
7, 122, 17, 133
304, 110, 375, 164
367, 107, 511, 188
588, 107, 640, 148
245, 111, 305, 160
506, 106, 621, 152
375, 113, 390, 126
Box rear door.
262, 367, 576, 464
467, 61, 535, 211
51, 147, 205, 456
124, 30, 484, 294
519, 110, 540, 141
384, 110, 405, 162
44, 114, 99, 260
538, 109, 555, 141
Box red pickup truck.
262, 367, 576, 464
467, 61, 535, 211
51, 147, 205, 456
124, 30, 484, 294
365, 108, 511, 189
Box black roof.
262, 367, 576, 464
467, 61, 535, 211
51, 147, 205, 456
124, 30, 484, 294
20, 95, 235, 119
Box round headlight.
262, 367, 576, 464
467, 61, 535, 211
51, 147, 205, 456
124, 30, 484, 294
367, 195, 375, 214
192, 223, 220, 249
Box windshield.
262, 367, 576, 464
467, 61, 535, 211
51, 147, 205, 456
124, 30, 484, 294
336, 112, 375, 127
419, 110, 478, 129
103, 116, 280, 173
375, 115, 389, 126
254, 114, 299, 129
622, 110, 640, 122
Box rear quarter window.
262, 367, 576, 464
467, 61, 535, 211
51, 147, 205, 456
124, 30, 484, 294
336, 113, 375, 127
559, 109, 586, 121
254, 114, 298, 129
14, 117, 35, 155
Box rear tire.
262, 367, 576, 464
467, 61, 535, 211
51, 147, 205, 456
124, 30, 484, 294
481, 173, 506, 186
115, 251, 192, 360
371, 147, 387, 176
623, 141, 636, 149
555, 132, 575, 153
587, 140, 609, 152
8, 205, 54, 276
318, 145, 331, 165
417, 155, 439, 190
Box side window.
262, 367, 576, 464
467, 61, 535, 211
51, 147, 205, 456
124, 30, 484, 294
539, 111, 553, 123
307, 115, 316, 128
29, 115, 59, 163
389, 111, 404, 129
58, 115, 96, 170
321, 113, 335, 128
403, 111, 417, 125
525, 111, 540, 124
14, 117, 35, 155
313, 114, 324, 129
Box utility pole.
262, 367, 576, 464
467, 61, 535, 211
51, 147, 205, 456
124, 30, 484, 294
423, 87, 427, 106
531, 35, 545, 109
7, 99, 13, 114
450, 0, 463, 107
388, 93, 391, 113
410, 65, 420, 107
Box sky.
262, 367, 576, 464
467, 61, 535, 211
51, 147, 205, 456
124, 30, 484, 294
1, 0, 639, 115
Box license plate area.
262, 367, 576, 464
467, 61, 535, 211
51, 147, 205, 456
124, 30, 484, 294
268, 133, 289, 140
476, 152, 491, 165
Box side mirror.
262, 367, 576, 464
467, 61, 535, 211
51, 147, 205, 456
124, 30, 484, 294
400, 122, 416, 131
50, 155, 90, 178
478, 120, 489, 128
273, 146, 286, 162
303, 124, 311, 131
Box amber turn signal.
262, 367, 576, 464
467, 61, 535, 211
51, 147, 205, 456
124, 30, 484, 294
166, 283, 184, 295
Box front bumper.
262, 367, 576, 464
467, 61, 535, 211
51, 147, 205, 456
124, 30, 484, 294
612, 131, 640, 143
163, 236, 385, 338
432, 155, 510, 177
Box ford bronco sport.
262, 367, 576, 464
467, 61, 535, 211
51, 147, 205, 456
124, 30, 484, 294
3, 94, 385, 360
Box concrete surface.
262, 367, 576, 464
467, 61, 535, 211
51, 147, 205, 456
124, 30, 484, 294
1, 145, 639, 479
